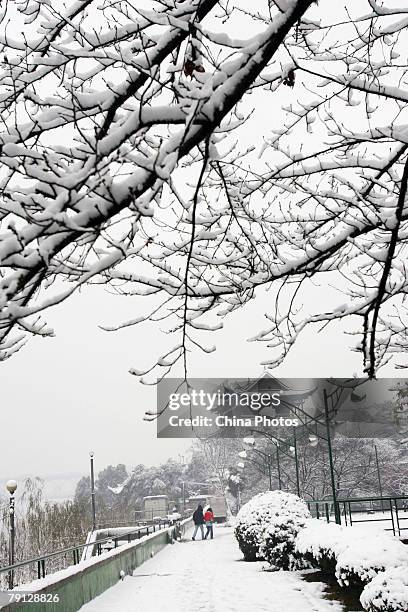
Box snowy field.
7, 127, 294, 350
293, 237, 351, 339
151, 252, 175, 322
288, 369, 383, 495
335, 510, 408, 538
79, 526, 343, 612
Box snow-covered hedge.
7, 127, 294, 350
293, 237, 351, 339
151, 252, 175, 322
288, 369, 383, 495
295, 519, 408, 587
234, 490, 311, 564
295, 518, 345, 572
360, 567, 408, 612
336, 529, 408, 587
259, 511, 310, 571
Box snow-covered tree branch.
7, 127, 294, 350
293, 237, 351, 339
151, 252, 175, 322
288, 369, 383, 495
1, 0, 408, 378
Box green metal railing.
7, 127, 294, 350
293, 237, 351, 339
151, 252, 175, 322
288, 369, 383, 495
306, 495, 408, 537
0, 519, 177, 589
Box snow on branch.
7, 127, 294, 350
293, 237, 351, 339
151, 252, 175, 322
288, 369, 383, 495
1, 0, 408, 381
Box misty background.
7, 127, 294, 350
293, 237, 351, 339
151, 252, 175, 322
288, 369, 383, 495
0, 277, 373, 501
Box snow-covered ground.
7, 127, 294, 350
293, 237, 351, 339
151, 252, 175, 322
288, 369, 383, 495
79, 526, 343, 612
334, 510, 408, 538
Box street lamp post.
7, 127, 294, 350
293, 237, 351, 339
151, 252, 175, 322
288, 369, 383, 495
246, 433, 300, 495
6, 480, 17, 590
90, 452, 96, 531
374, 444, 384, 512
181, 481, 186, 515
275, 446, 282, 490
235, 462, 245, 511
241, 446, 273, 490
282, 389, 342, 524
323, 389, 341, 525
267, 454, 272, 491
292, 428, 301, 497
246, 382, 347, 524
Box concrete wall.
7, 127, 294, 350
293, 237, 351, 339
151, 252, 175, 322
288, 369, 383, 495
2, 519, 192, 612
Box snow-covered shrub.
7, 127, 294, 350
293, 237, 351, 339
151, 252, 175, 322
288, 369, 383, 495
295, 519, 345, 572
335, 529, 408, 587
360, 566, 408, 612
234, 490, 311, 563
296, 520, 408, 588
234, 491, 274, 561
259, 512, 311, 570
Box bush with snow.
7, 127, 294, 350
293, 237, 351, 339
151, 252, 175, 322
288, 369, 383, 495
259, 512, 311, 571
360, 566, 408, 612
234, 490, 311, 564
295, 519, 408, 587
295, 518, 345, 572
335, 529, 408, 587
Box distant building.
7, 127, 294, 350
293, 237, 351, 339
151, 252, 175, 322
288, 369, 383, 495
143, 495, 168, 521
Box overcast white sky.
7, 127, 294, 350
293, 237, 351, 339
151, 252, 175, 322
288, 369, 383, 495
0, 277, 367, 488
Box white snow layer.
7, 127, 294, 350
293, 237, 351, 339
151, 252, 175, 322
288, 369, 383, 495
360, 566, 408, 612
236, 490, 311, 555
78, 526, 342, 612
295, 518, 408, 611
296, 518, 408, 586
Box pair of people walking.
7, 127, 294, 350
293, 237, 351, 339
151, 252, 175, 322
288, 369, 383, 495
192, 504, 214, 540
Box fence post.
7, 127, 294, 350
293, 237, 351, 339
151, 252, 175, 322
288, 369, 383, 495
394, 498, 401, 537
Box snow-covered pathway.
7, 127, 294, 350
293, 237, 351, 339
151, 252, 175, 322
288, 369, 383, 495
79, 527, 343, 612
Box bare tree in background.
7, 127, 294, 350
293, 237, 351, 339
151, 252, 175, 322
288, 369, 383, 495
1, 0, 408, 378
0, 478, 91, 588
199, 437, 241, 494
234, 435, 408, 501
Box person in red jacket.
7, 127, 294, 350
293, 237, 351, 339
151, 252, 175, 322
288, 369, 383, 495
203, 507, 214, 540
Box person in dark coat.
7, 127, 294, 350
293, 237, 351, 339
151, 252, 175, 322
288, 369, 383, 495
204, 507, 214, 540
192, 504, 205, 540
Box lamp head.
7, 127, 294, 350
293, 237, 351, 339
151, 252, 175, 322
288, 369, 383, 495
6, 480, 17, 495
